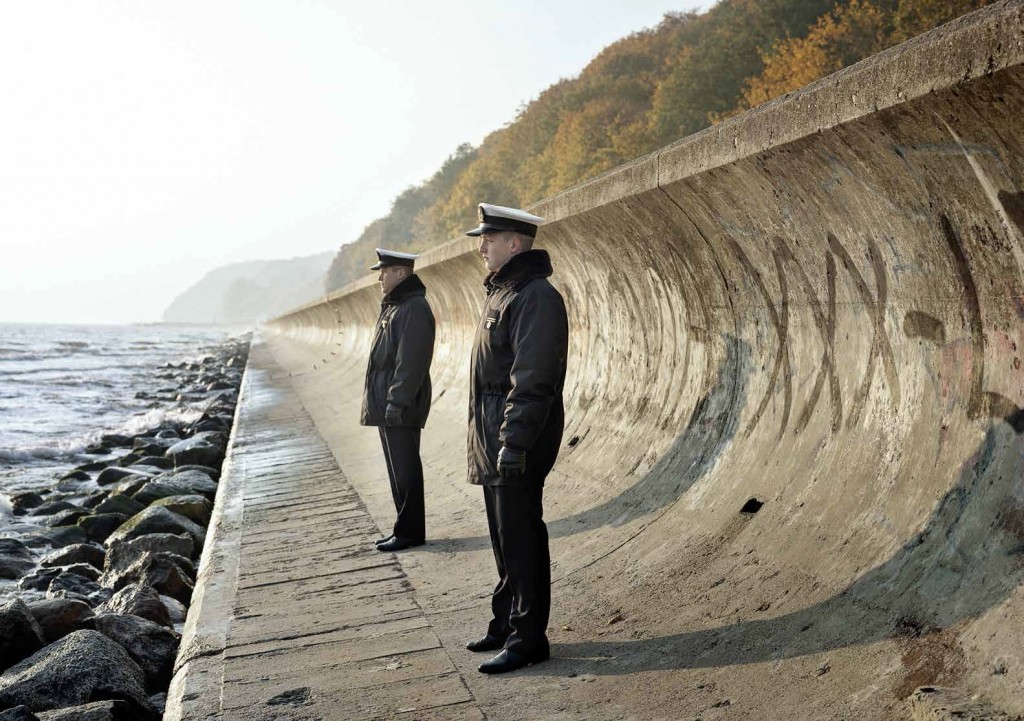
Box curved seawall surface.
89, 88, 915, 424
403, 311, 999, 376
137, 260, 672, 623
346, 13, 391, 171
263, 4, 1024, 718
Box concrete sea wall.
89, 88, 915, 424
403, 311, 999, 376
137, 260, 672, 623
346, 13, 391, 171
265, 2, 1024, 716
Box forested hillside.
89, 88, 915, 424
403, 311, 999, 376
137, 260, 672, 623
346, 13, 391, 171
325, 0, 992, 292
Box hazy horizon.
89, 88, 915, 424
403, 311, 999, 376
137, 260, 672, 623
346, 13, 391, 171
0, 1, 703, 325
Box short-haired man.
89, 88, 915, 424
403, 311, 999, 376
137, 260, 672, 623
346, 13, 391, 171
360, 248, 436, 552
463, 203, 569, 674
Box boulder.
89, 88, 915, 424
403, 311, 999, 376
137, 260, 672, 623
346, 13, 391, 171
26, 599, 95, 642
77, 513, 128, 543
187, 419, 224, 435
91, 614, 180, 690
92, 495, 144, 517
0, 599, 46, 673
30, 501, 77, 517
101, 552, 195, 605
71, 460, 109, 473
105, 477, 150, 499
95, 467, 151, 487
133, 435, 175, 449
105, 507, 205, 549
0, 707, 39, 721
104, 534, 193, 574
9, 492, 44, 513
130, 442, 168, 458
165, 437, 224, 469
113, 452, 144, 467
0, 539, 35, 579
192, 430, 227, 445
150, 495, 212, 526
160, 595, 187, 625
36, 700, 135, 720
76, 492, 107, 510
172, 463, 221, 481
98, 585, 170, 627
132, 470, 217, 505
40, 544, 105, 570
46, 567, 103, 603
0, 630, 155, 718
47, 563, 100, 582
100, 434, 134, 447
19, 527, 87, 550
126, 457, 175, 471
18, 568, 61, 591
148, 693, 166, 717
41, 509, 90, 528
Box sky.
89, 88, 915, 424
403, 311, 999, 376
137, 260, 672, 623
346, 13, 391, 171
0, 1, 704, 325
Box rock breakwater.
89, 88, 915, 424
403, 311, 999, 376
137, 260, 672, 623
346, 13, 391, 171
0, 336, 249, 720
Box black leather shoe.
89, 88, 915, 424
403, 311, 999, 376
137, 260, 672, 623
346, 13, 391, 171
478, 648, 549, 674
466, 634, 507, 652
376, 536, 424, 552
374, 535, 394, 546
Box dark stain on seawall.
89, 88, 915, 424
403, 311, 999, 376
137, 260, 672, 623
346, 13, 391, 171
940, 213, 1024, 433
903, 311, 947, 344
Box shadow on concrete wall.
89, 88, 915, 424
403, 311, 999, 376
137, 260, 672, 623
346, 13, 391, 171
423, 334, 752, 554
547, 412, 1024, 676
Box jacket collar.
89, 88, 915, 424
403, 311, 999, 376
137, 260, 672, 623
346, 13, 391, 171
383, 273, 426, 306
485, 249, 553, 291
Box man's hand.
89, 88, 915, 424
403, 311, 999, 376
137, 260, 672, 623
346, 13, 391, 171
384, 403, 403, 427
496, 445, 526, 482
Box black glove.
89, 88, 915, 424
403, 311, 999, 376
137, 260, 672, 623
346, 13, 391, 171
496, 445, 526, 482
384, 403, 403, 427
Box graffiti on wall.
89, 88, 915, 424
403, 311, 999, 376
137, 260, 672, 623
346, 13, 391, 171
724, 210, 1022, 438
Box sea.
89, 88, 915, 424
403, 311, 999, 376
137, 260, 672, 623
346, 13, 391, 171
0, 323, 237, 509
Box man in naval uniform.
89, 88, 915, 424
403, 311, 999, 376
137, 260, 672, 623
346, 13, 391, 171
360, 249, 436, 552
464, 203, 569, 674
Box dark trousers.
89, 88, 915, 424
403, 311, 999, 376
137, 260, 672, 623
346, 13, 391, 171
483, 483, 551, 655
378, 426, 425, 542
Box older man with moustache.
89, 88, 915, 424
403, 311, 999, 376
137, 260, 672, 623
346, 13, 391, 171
463, 203, 569, 674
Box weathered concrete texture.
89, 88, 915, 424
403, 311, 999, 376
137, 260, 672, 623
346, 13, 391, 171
164, 351, 481, 720
256, 3, 1024, 719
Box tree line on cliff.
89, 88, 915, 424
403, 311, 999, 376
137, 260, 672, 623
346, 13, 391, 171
324, 0, 992, 293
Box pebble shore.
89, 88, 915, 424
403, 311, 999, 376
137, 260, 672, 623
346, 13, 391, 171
0, 335, 250, 720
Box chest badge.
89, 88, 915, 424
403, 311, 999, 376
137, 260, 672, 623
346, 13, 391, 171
485, 314, 499, 330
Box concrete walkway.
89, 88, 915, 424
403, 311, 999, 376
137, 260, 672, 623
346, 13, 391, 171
165, 347, 483, 720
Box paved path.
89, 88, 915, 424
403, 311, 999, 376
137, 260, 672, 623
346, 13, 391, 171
166, 347, 483, 720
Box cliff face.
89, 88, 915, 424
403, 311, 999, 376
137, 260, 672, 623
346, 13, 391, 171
162, 252, 333, 325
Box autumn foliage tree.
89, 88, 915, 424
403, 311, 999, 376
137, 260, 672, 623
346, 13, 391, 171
325, 0, 994, 292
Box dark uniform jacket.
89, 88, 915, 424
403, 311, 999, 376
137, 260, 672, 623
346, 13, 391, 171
468, 249, 568, 486
360, 274, 435, 428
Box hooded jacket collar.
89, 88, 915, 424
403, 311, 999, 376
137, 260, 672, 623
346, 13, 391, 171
485, 249, 553, 292
383, 273, 426, 306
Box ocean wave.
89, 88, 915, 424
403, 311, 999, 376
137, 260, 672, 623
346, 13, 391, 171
0, 352, 50, 363
118, 407, 203, 437
0, 442, 89, 464
0, 424, 113, 465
